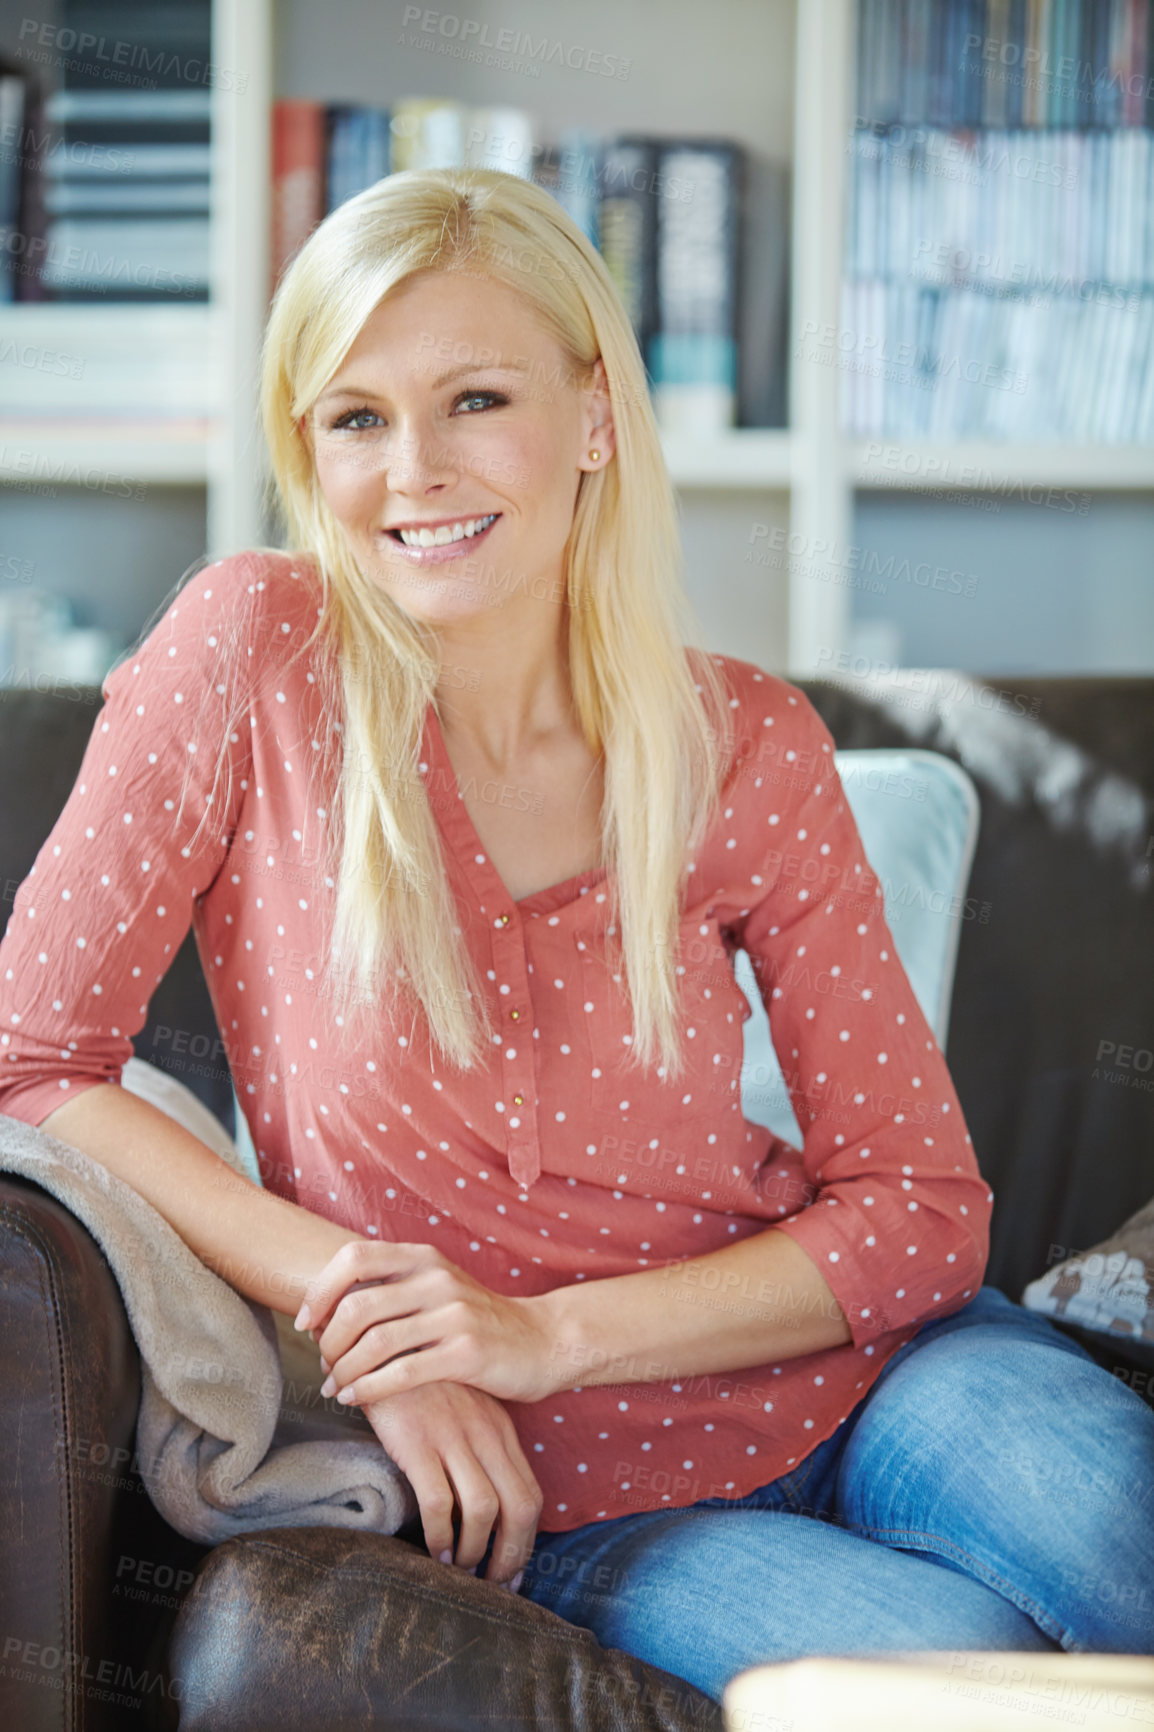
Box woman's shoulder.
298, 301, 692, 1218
687, 647, 827, 738
102, 548, 327, 706
196, 546, 325, 626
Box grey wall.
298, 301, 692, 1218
851, 491, 1154, 675
1, 483, 208, 644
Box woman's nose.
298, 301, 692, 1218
383, 425, 456, 486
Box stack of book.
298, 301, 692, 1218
40, 88, 211, 300
271, 96, 789, 433
844, 0, 1154, 441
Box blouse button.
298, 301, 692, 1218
499, 913, 511, 926
510, 1008, 520, 1020
513, 1093, 524, 1106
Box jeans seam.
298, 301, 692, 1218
780, 1456, 818, 1514
846, 1520, 1080, 1652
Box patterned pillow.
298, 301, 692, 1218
1022, 1197, 1154, 1347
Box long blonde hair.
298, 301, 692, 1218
250, 165, 733, 1080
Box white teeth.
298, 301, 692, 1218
398, 512, 497, 548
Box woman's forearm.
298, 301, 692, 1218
38, 1082, 366, 1314
529, 1227, 853, 1397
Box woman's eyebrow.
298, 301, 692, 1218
315, 360, 531, 407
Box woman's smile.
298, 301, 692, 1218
381, 510, 502, 565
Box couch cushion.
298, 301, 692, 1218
168, 1526, 724, 1731
1022, 1195, 1154, 1362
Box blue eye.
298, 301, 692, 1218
330, 406, 381, 431
327, 389, 507, 432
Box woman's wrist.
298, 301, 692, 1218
201, 1183, 370, 1316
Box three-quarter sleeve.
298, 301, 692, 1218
732, 683, 992, 1347
0, 558, 259, 1126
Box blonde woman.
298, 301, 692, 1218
1, 168, 1150, 1702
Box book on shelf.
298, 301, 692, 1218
649, 140, 744, 435
598, 138, 661, 364
845, 0, 1154, 442
325, 105, 391, 213
531, 128, 600, 247
0, 51, 54, 305
0, 62, 24, 303
270, 97, 788, 432
271, 100, 326, 298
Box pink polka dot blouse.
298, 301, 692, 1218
0, 550, 992, 1531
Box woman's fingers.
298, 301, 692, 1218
469, 1424, 545, 1588
361, 1383, 542, 1588
361, 1393, 460, 1567
441, 1450, 503, 1575
296, 1242, 436, 1334
314, 1271, 440, 1385
320, 1313, 441, 1402
401, 1459, 461, 1572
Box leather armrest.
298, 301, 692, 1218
170, 1527, 725, 1731
0, 1174, 145, 1729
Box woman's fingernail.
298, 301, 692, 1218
509, 1570, 524, 1594
320, 1377, 335, 1398
336, 1386, 356, 1404
293, 1305, 310, 1331
439, 1549, 453, 1565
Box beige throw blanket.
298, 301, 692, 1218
0, 1058, 418, 1544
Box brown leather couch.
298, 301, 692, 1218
2, 673, 1152, 1730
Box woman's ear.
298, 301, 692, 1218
583, 358, 616, 469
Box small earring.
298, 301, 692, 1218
588, 449, 600, 462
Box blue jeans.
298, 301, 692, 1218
499, 1286, 1154, 1704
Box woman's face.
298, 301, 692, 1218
308, 269, 613, 628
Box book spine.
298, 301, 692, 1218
271, 99, 326, 297
597, 138, 659, 375
856, 0, 877, 123
0, 73, 26, 303
650, 141, 742, 433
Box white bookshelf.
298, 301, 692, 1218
850, 442, 1154, 493
4, 0, 1153, 676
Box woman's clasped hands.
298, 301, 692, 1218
294, 1239, 560, 1410
293, 1241, 561, 1588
